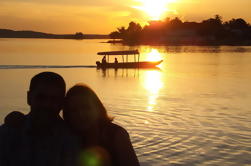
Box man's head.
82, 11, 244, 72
27, 72, 66, 124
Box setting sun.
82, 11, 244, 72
134, 0, 177, 20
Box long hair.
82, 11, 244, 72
63, 84, 113, 125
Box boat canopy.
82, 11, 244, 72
97, 50, 140, 63
97, 50, 139, 56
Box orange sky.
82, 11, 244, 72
0, 0, 250, 34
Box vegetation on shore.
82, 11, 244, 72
109, 15, 251, 45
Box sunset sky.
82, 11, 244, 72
0, 0, 250, 34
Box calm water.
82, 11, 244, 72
0, 38, 251, 166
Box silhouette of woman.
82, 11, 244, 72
63, 84, 140, 166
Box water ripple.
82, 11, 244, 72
109, 100, 251, 166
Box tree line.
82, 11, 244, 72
109, 15, 251, 45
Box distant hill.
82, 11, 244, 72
0, 29, 109, 39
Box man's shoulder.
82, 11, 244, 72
54, 119, 81, 151
0, 121, 21, 133
0, 111, 26, 131
53, 117, 80, 141
0, 123, 20, 143
0, 124, 9, 135
53, 117, 72, 134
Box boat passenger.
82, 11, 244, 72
102, 56, 107, 64
114, 58, 118, 64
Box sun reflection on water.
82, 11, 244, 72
141, 48, 164, 69
145, 48, 163, 62
142, 70, 164, 112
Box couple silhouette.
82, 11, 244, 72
0, 71, 140, 166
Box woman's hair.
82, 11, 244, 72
63, 84, 113, 124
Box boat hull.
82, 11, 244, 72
96, 60, 163, 69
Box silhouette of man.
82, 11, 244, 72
114, 57, 118, 64
0, 72, 79, 166
102, 56, 107, 64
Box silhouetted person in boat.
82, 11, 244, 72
0, 72, 78, 166
102, 56, 107, 64
114, 57, 118, 64
64, 84, 140, 166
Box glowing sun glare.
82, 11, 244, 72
146, 49, 163, 62
134, 0, 177, 20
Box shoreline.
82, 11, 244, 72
0, 36, 109, 40
0, 29, 109, 40
106, 40, 251, 46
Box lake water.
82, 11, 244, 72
0, 38, 251, 166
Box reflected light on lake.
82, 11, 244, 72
142, 70, 163, 112
145, 48, 163, 62
2, 39, 251, 166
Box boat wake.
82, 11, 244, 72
0, 65, 96, 69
